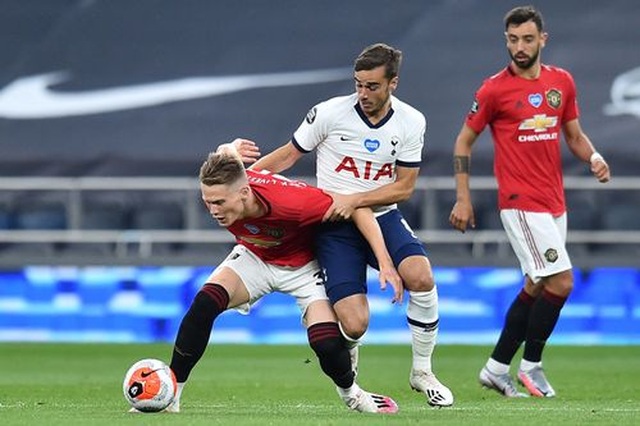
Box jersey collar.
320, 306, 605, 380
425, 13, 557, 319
354, 102, 395, 129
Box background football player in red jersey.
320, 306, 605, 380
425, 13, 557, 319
164, 140, 402, 414
449, 5, 610, 398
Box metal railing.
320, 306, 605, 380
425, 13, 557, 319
0, 176, 638, 261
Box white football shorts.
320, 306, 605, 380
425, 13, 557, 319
211, 244, 328, 319
500, 209, 572, 283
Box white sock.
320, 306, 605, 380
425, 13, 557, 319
407, 288, 439, 373
338, 321, 361, 349
486, 358, 510, 375
336, 382, 361, 398
174, 382, 185, 404
520, 359, 542, 372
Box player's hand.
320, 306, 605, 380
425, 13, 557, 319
449, 199, 475, 233
231, 138, 261, 164
322, 193, 359, 222
590, 156, 610, 183
378, 262, 403, 304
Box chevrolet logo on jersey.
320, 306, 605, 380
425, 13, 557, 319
238, 236, 282, 248
518, 114, 558, 132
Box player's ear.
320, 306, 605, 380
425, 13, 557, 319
239, 184, 251, 200
540, 31, 548, 48
389, 76, 399, 91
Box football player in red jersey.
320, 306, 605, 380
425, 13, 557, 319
449, 5, 611, 398
164, 140, 401, 414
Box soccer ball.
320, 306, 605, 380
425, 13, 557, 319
123, 358, 177, 412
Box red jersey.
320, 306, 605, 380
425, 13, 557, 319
465, 64, 579, 215
227, 169, 332, 267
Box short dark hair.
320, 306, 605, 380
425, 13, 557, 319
199, 150, 246, 186
354, 43, 402, 79
504, 5, 544, 32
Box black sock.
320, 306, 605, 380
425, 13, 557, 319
307, 322, 354, 389
170, 283, 229, 382
491, 289, 535, 364
523, 288, 567, 363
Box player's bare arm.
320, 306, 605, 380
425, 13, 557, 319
450, 124, 478, 232
562, 119, 611, 183
322, 167, 418, 222
351, 208, 403, 304
250, 141, 304, 173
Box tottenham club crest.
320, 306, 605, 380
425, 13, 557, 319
546, 89, 562, 109
544, 248, 559, 263
390, 136, 399, 156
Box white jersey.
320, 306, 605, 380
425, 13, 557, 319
292, 93, 426, 215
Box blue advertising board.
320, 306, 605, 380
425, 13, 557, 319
0, 266, 638, 344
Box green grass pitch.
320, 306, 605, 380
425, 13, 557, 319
0, 343, 638, 425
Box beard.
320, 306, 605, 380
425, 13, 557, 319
509, 48, 540, 70
360, 92, 391, 117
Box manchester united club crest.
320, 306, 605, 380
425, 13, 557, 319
544, 248, 559, 263
546, 89, 562, 109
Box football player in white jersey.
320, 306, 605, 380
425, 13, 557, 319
251, 43, 453, 407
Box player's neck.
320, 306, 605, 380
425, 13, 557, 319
243, 191, 266, 219
366, 101, 392, 125
510, 61, 542, 80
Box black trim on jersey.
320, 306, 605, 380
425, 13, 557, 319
396, 160, 421, 168
354, 103, 394, 129
291, 136, 312, 153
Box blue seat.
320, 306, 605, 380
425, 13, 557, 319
82, 204, 129, 230
14, 203, 67, 230
0, 205, 13, 229
130, 203, 184, 229
601, 204, 640, 231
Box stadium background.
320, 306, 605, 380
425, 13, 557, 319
0, 0, 639, 345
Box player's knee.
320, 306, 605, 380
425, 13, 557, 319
403, 273, 435, 292
189, 283, 229, 320
339, 319, 368, 340
546, 271, 573, 297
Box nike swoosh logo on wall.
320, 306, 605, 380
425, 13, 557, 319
0, 68, 351, 119
603, 65, 640, 118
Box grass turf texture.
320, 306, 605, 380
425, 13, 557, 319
0, 344, 638, 425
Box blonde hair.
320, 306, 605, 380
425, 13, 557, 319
199, 149, 246, 186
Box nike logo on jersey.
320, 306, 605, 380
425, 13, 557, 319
0, 68, 352, 119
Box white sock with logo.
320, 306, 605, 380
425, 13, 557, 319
407, 288, 439, 373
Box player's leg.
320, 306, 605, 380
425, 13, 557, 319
314, 221, 369, 376
518, 213, 572, 397
479, 274, 535, 398
168, 245, 261, 412
488, 210, 571, 397
375, 210, 453, 407
518, 272, 572, 397
290, 266, 397, 414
